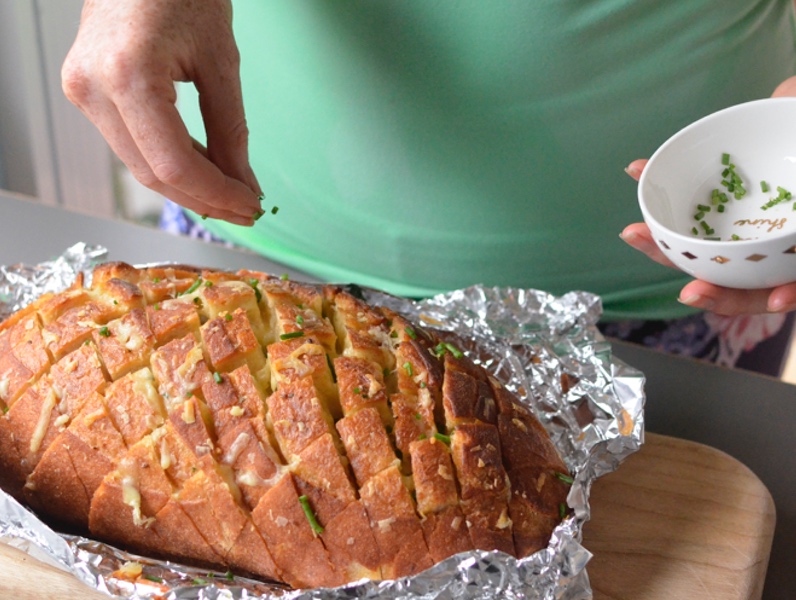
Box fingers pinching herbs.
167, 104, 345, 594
62, 0, 263, 225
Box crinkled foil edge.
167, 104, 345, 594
0, 244, 645, 600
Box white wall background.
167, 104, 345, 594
0, 0, 161, 222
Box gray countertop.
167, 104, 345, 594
2, 192, 794, 598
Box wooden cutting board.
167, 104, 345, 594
0, 433, 776, 599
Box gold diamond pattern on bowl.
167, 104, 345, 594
659, 240, 671, 250
711, 256, 730, 264
682, 251, 698, 260
745, 254, 767, 262
784, 246, 796, 254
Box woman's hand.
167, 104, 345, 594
62, 0, 262, 225
622, 159, 796, 316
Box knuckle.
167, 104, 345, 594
131, 166, 161, 190
61, 61, 93, 106
226, 118, 250, 148
99, 51, 138, 94
150, 159, 189, 188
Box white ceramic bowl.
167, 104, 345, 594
638, 98, 796, 289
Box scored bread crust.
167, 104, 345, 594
0, 262, 571, 589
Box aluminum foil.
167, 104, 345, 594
0, 243, 645, 600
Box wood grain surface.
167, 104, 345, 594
0, 433, 776, 600
583, 433, 776, 600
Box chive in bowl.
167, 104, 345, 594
638, 97, 796, 290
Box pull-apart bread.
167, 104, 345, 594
0, 263, 570, 588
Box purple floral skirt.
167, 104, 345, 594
160, 201, 794, 377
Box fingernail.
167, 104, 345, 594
678, 294, 715, 311
619, 230, 657, 255
768, 298, 796, 313
624, 165, 641, 179
229, 215, 255, 227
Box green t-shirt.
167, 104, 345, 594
182, 0, 796, 320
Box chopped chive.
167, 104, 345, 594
431, 342, 446, 357
404, 326, 417, 340
761, 180, 770, 193
554, 471, 575, 485
193, 578, 208, 585
98, 326, 111, 337
152, 277, 161, 283
414, 413, 422, 420
271, 206, 280, 215
225, 570, 234, 581
691, 227, 699, 235
296, 315, 305, 326
204, 280, 213, 287
703, 236, 720, 240
694, 211, 705, 221
2, 406, 8, 414
721, 153, 730, 165
382, 367, 390, 378
732, 234, 741, 240
183, 278, 203, 295
699, 220, 711, 233
280, 331, 304, 341
225, 313, 233, 321
696, 204, 711, 212
248, 279, 262, 303
433, 432, 451, 445
252, 209, 266, 222
193, 296, 202, 306
143, 575, 163, 583
419, 381, 427, 388
717, 204, 725, 213
280, 273, 289, 281
444, 343, 464, 359
298, 494, 324, 535
154, 303, 160, 310
559, 503, 568, 519
403, 362, 413, 376
353, 386, 362, 395
201, 214, 209, 220
213, 372, 223, 384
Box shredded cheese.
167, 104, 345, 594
30, 389, 57, 454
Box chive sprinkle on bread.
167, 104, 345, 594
0, 262, 571, 589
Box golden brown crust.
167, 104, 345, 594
360, 465, 434, 579
336, 407, 397, 487
251, 473, 341, 589
0, 263, 569, 589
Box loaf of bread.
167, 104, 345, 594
0, 262, 570, 588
